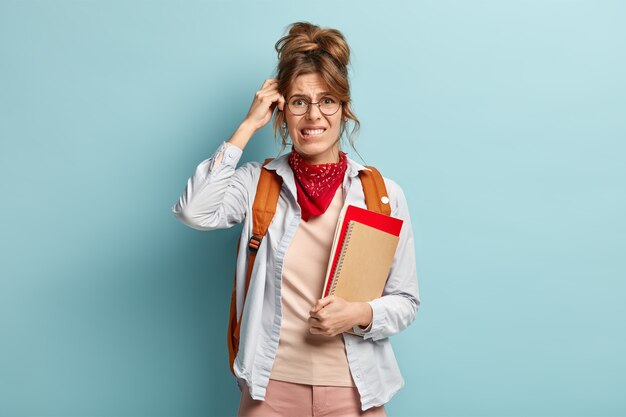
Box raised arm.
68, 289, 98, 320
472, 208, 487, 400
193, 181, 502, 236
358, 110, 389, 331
171, 140, 255, 230
171, 79, 286, 230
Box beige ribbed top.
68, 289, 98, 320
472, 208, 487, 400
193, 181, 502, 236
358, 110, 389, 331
270, 187, 355, 387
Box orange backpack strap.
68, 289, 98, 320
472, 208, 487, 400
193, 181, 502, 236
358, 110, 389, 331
359, 166, 391, 215
228, 158, 282, 375
249, 159, 283, 252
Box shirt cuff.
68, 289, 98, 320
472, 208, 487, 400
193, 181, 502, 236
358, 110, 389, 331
351, 323, 372, 336
210, 141, 243, 174
351, 302, 374, 336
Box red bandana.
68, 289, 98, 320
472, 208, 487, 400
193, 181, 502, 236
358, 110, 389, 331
288, 150, 348, 221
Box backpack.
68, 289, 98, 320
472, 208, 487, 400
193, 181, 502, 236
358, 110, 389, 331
227, 158, 391, 375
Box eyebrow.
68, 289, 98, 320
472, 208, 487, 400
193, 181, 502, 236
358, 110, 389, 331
288, 91, 334, 99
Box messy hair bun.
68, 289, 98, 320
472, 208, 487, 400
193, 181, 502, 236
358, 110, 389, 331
275, 22, 350, 69
272, 22, 360, 152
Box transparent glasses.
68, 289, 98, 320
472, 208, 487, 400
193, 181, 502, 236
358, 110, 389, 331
287, 95, 342, 116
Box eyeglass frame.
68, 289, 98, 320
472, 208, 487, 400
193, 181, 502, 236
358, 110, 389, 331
285, 95, 343, 116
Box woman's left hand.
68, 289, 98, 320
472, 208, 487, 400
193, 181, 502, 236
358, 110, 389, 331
308, 296, 373, 337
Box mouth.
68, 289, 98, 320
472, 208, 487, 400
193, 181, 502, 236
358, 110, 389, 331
300, 128, 326, 139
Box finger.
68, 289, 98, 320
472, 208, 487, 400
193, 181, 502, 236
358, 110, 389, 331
258, 80, 281, 93
309, 309, 323, 320
251, 94, 278, 118
311, 327, 335, 337
256, 90, 282, 105
311, 296, 334, 313
309, 318, 323, 329
269, 93, 286, 114
307, 317, 321, 328
309, 323, 332, 336
310, 303, 321, 314
260, 85, 282, 100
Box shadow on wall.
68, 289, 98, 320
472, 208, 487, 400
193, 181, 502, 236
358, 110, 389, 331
169, 224, 244, 416
160, 78, 280, 415
165, 143, 273, 416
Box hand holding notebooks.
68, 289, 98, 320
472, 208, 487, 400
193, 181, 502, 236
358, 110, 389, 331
322, 205, 403, 301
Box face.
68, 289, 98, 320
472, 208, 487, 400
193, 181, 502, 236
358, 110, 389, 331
284, 73, 343, 164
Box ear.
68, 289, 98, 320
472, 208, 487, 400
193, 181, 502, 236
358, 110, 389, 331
278, 94, 286, 112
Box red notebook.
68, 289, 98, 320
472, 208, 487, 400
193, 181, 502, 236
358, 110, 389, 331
322, 205, 403, 299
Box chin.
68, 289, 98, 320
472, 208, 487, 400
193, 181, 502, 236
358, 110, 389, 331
294, 141, 324, 154
293, 144, 339, 163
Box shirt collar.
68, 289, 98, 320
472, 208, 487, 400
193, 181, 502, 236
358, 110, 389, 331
264, 151, 371, 178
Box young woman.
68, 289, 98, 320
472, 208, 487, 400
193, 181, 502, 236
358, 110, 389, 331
172, 22, 420, 417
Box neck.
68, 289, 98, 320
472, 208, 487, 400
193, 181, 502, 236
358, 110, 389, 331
301, 154, 340, 165
293, 145, 341, 165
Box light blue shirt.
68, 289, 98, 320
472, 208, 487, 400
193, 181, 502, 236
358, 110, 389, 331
171, 142, 420, 411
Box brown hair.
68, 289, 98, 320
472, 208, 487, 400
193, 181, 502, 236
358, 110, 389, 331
272, 21, 360, 153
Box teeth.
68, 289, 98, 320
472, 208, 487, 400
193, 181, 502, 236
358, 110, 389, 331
302, 129, 325, 135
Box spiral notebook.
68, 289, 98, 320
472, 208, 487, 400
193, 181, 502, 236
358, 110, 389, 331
322, 205, 403, 301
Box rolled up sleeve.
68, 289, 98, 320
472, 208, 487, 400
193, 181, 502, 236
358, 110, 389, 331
171, 141, 256, 230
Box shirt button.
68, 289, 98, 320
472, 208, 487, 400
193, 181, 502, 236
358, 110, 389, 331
355, 374, 360, 379
381, 196, 390, 204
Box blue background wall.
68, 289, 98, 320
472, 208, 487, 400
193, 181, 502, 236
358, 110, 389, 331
1, 1, 625, 416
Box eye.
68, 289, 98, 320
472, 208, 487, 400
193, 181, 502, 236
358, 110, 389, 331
291, 98, 307, 106
322, 96, 338, 104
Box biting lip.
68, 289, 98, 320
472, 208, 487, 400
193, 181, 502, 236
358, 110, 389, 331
300, 127, 327, 136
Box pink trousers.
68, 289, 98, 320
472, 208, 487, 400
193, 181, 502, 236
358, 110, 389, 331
237, 378, 386, 417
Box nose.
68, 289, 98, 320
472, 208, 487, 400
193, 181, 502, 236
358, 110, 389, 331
305, 102, 322, 120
